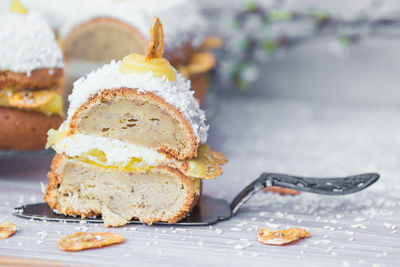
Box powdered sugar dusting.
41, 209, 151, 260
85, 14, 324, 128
0, 11, 63, 73
67, 60, 208, 143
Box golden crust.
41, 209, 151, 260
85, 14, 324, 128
0, 107, 63, 151
44, 154, 201, 225
153, 164, 197, 224
0, 68, 63, 90
44, 154, 70, 215
44, 153, 104, 218
69, 88, 198, 160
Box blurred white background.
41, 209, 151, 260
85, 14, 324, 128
203, 0, 400, 106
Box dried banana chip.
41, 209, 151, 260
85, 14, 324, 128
178, 145, 227, 180
264, 186, 300, 196
0, 222, 16, 239
58, 232, 124, 251
146, 17, 164, 61
258, 227, 310, 245
199, 36, 223, 50
193, 145, 227, 179
185, 52, 216, 75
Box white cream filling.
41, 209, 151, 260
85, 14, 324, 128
53, 133, 168, 167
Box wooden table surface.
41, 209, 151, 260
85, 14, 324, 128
0, 97, 399, 267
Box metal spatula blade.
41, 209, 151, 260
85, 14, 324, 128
13, 196, 231, 226
13, 172, 379, 226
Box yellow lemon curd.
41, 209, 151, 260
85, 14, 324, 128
10, 0, 27, 14
0, 89, 64, 116
80, 149, 154, 173
119, 17, 176, 82
120, 53, 176, 82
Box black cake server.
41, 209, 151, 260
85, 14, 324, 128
13, 172, 379, 226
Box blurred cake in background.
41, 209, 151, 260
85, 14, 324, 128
24, 0, 220, 105
0, 0, 64, 151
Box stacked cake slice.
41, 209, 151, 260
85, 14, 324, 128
0, 0, 64, 150
45, 18, 226, 226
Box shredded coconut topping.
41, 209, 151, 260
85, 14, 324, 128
67, 60, 208, 143
0, 11, 64, 73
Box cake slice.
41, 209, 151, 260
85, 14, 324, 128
45, 154, 201, 226
0, 0, 64, 150
45, 17, 226, 226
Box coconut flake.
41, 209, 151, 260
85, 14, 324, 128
0, 11, 63, 73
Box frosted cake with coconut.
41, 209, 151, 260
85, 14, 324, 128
45, 17, 226, 227
0, 0, 64, 151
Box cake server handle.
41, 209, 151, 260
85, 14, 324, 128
229, 172, 379, 215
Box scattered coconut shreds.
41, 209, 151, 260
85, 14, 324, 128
257, 228, 310, 246
58, 232, 124, 251
264, 186, 300, 196
0, 222, 16, 239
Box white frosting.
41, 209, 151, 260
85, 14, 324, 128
67, 60, 209, 143
22, 0, 207, 50
54, 133, 167, 167
0, 11, 64, 73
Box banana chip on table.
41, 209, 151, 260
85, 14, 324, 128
258, 227, 310, 246
0, 222, 16, 239
58, 232, 124, 251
